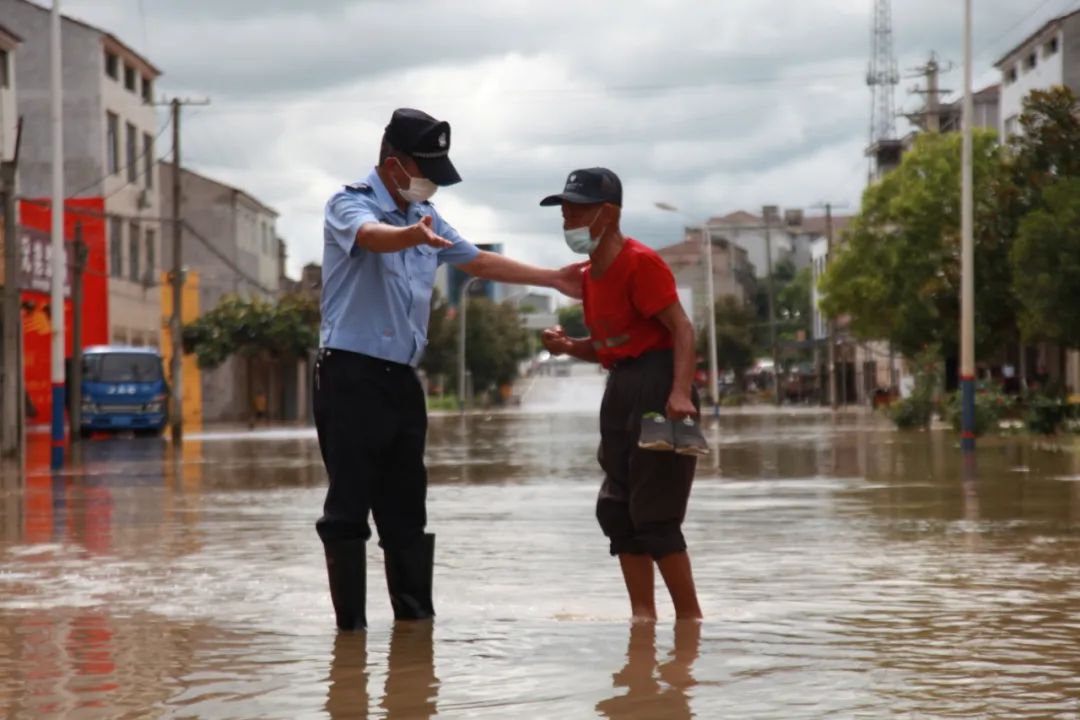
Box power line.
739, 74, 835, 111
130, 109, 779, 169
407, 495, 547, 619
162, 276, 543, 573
181, 220, 275, 296
66, 114, 172, 199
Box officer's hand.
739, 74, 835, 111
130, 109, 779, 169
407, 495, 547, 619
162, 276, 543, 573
553, 261, 587, 299
412, 215, 453, 249
541, 325, 574, 356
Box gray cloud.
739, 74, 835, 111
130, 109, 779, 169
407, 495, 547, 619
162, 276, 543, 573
60, 0, 1079, 279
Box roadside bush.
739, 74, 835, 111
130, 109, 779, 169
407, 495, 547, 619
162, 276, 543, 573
887, 346, 940, 431
944, 386, 1010, 436
1025, 394, 1072, 436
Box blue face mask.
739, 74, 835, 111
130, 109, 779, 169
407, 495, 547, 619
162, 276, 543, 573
564, 209, 603, 255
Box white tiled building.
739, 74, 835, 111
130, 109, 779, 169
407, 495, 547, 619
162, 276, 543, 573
996, 8, 1080, 395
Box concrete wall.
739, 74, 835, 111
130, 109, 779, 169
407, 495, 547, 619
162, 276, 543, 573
1000, 27, 1066, 137
0, 0, 163, 348
159, 164, 288, 423
0, 33, 18, 162
1061, 15, 1080, 114
0, 0, 105, 197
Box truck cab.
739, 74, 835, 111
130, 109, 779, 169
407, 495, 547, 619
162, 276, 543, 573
80, 346, 168, 438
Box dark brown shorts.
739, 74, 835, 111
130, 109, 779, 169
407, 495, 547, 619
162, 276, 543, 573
596, 349, 698, 559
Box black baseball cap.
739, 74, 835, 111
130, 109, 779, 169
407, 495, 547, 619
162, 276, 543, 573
384, 108, 461, 186
540, 167, 622, 207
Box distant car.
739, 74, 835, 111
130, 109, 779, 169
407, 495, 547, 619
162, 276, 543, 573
79, 346, 168, 438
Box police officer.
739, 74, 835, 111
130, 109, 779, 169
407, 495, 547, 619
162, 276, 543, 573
315, 108, 583, 631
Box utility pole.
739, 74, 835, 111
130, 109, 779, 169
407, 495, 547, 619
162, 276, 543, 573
907, 53, 954, 133
458, 276, 480, 413
49, 0, 66, 470
824, 205, 839, 409
762, 206, 780, 406
161, 97, 209, 445
960, 0, 976, 452
69, 222, 86, 443
1, 119, 23, 460
810, 201, 849, 409
701, 222, 719, 412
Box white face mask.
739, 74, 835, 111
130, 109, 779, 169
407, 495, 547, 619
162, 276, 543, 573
564, 209, 603, 255
393, 161, 438, 204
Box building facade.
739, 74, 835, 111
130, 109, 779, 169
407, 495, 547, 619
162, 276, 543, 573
0, 0, 163, 348
0, 24, 20, 162
159, 164, 290, 424
996, 8, 1080, 396
656, 227, 755, 332
996, 10, 1080, 138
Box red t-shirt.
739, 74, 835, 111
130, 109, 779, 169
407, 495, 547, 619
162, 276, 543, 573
581, 238, 679, 369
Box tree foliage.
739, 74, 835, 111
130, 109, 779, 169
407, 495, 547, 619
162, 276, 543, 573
182, 293, 320, 370
1012, 177, 1080, 347
819, 130, 1014, 358
557, 303, 589, 338
419, 292, 531, 397
699, 295, 756, 385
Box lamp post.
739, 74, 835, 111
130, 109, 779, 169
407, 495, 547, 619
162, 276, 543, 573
656, 203, 719, 413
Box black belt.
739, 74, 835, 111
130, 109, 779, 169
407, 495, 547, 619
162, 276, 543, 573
317, 347, 413, 373
610, 348, 673, 371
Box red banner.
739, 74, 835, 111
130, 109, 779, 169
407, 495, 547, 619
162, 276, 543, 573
19, 198, 110, 426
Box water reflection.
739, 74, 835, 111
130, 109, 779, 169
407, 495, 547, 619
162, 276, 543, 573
325, 622, 439, 719
596, 621, 700, 720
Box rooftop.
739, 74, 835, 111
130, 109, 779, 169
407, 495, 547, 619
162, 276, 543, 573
995, 9, 1080, 68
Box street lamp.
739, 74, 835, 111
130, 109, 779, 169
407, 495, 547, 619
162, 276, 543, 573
458, 275, 481, 413
656, 202, 719, 413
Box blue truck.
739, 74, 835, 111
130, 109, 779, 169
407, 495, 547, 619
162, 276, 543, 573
79, 346, 168, 438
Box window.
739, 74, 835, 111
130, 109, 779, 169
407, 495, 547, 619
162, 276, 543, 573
1004, 114, 1020, 138
141, 76, 152, 103
125, 122, 137, 182
1005, 66, 1018, 85
0, 49, 9, 89
144, 229, 155, 284
124, 63, 136, 91
105, 50, 118, 80
1045, 37, 1059, 58
143, 133, 154, 188
109, 217, 123, 278
106, 112, 119, 175
129, 222, 140, 283
1025, 52, 1038, 71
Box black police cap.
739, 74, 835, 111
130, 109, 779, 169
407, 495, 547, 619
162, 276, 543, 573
540, 167, 622, 207
385, 108, 461, 186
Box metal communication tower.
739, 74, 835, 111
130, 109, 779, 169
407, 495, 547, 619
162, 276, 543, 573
867, 0, 900, 143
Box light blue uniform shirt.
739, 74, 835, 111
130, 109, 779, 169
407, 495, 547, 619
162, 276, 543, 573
320, 169, 480, 366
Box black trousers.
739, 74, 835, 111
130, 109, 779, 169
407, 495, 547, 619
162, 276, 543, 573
314, 348, 428, 549
596, 349, 698, 559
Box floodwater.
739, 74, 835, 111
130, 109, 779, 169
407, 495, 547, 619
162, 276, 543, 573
1, 370, 1079, 718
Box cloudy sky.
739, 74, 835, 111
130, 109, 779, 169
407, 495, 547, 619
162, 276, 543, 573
61, 0, 1080, 279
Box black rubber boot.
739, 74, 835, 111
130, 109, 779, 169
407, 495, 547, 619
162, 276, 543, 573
324, 538, 367, 631
384, 533, 436, 620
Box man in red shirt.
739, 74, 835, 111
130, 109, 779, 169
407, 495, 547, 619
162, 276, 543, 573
540, 168, 704, 621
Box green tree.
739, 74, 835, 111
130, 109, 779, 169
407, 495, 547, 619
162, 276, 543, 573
420, 288, 456, 385
699, 295, 756, 388
182, 293, 319, 420
182, 293, 319, 370
463, 298, 531, 395
1011, 177, 1080, 348
419, 293, 531, 400
557, 303, 589, 338
819, 130, 1015, 359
